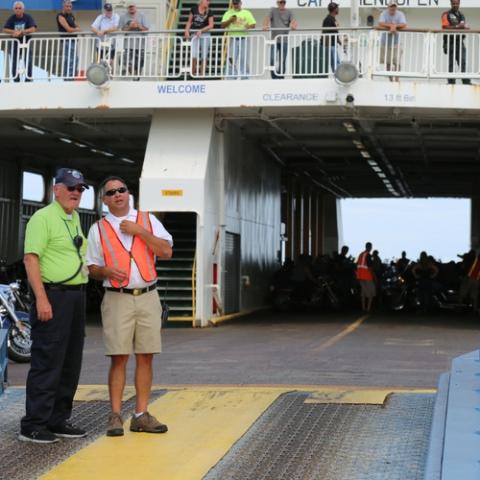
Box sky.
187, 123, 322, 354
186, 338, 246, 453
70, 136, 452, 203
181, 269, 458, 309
339, 198, 471, 263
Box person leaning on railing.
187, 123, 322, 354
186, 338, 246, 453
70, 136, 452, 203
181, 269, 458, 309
91, 3, 119, 65
185, 0, 214, 78
221, 0, 256, 80
263, 0, 297, 80
377, 0, 407, 83
2, 1, 37, 82
441, 0, 471, 85
119, 2, 149, 79
56, 0, 81, 80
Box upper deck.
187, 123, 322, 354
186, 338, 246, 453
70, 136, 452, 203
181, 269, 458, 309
0, 28, 479, 114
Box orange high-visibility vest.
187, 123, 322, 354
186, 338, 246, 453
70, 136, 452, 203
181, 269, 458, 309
356, 251, 374, 281
468, 257, 480, 280
97, 212, 157, 288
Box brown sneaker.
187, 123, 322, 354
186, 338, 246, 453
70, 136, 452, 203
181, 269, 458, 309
106, 413, 124, 437
130, 412, 168, 434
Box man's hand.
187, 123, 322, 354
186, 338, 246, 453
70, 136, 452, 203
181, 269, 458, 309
120, 220, 144, 236
104, 266, 128, 283
36, 297, 53, 322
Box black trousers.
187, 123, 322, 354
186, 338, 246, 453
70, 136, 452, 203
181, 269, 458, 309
21, 288, 85, 431
447, 41, 471, 85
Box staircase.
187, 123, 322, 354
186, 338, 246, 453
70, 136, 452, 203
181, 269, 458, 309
169, 0, 231, 78
157, 212, 197, 324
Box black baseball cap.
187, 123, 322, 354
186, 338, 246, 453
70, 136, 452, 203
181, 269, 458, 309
55, 168, 89, 188
232, 0, 241, 4
104, 3, 113, 11
328, 2, 339, 12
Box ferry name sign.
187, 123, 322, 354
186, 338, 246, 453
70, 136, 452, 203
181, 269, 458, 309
243, 0, 478, 8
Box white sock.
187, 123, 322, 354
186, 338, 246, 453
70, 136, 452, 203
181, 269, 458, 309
134, 412, 144, 418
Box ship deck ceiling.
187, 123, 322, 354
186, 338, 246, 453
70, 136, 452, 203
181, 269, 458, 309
3, 111, 479, 198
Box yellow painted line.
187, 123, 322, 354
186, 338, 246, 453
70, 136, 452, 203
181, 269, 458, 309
304, 387, 436, 405
209, 307, 268, 326
41, 387, 283, 480
310, 314, 369, 353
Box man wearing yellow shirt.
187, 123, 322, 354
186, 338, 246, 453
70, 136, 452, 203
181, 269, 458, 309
19, 168, 89, 444
221, 0, 256, 79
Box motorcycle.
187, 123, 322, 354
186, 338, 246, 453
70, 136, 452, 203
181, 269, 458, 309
0, 283, 32, 363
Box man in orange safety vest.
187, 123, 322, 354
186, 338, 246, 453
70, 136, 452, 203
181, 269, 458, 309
356, 241, 376, 313
86, 176, 173, 437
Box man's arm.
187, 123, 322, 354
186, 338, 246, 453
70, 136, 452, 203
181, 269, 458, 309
24, 254, 52, 322
87, 264, 127, 283
58, 16, 81, 33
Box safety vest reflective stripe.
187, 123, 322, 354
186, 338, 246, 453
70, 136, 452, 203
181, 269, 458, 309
131, 212, 157, 282
97, 212, 156, 288
468, 257, 480, 279
356, 251, 374, 281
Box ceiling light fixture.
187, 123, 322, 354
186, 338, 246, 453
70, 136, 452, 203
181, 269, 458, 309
22, 124, 45, 135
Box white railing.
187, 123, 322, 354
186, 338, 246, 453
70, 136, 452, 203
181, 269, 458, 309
0, 29, 478, 83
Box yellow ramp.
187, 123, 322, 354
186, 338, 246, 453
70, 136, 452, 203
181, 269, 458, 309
42, 387, 282, 480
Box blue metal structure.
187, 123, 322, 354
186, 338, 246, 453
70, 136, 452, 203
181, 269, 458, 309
0, 0, 101, 10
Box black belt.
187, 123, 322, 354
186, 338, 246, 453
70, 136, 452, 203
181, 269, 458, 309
105, 284, 157, 296
44, 283, 86, 291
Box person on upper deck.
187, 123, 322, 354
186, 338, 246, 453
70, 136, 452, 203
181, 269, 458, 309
185, 0, 214, 78
91, 3, 120, 63
322, 2, 341, 74
378, 0, 407, 82
221, 0, 256, 79
56, 0, 81, 79
3, 1, 37, 82
119, 2, 149, 78
263, 0, 297, 80
441, 0, 471, 85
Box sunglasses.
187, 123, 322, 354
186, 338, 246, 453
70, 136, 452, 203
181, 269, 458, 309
104, 187, 128, 197
66, 185, 85, 193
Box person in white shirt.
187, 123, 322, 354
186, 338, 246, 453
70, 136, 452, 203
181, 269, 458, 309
86, 176, 173, 437
91, 3, 119, 63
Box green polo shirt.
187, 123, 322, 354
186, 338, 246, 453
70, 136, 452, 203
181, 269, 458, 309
24, 200, 88, 285
222, 8, 256, 36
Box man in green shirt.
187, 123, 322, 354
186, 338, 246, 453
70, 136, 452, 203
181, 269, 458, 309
19, 168, 89, 444
221, 0, 256, 79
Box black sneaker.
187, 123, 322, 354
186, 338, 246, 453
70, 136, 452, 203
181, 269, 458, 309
19, 429, 60, 444
48, 423, 87, 438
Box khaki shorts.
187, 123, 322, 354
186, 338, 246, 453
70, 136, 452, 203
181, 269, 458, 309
101, 288, 162, 355
360, 280, 376, 299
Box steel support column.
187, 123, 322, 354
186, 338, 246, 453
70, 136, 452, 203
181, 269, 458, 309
471, 197, 480, 251
323, 194, 339, 255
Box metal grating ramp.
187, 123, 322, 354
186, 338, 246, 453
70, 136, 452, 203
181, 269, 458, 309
204, 392, 435, 480
0, 389, 166, 480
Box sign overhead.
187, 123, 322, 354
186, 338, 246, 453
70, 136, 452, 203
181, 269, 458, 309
242, 0, 477, 8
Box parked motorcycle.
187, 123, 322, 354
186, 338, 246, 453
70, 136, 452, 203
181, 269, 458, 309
0, 283, 32, 363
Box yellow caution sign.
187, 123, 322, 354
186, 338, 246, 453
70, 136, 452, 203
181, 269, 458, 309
162, 190, 183, 197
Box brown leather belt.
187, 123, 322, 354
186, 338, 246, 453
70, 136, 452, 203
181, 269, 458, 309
105, 284, 157, 296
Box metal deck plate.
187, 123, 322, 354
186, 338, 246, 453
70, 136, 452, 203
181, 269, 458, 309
204, 392, 435, 480
0, 389, 166, 480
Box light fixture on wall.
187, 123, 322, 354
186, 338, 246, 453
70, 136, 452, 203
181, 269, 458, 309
86, 61, 111, 88
334, 62, 359, 86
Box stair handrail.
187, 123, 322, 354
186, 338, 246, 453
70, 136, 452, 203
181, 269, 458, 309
191, 251, 197, 321
165, 0, 179, 30
164, 0, 180, 77
220, 1, 234, 79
